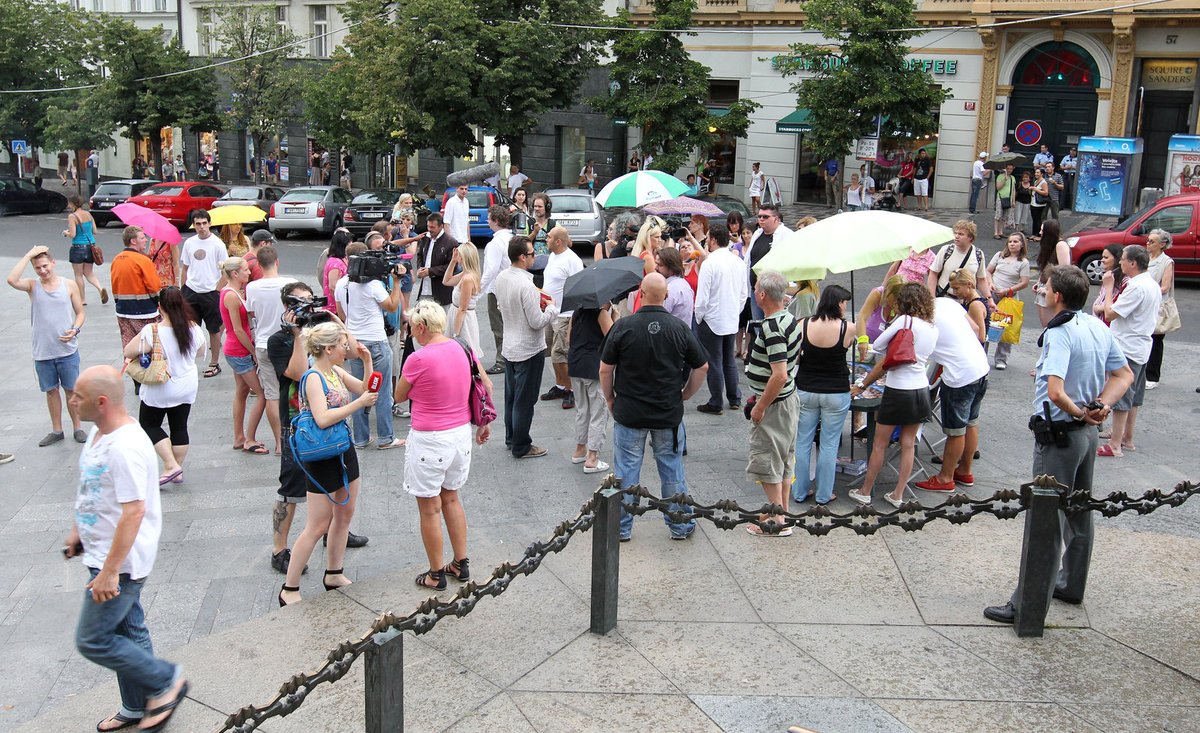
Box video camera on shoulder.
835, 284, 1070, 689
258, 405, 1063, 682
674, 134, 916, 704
662, 217, 689, 242
284, 295, 332, 328
348, 246, 409, 284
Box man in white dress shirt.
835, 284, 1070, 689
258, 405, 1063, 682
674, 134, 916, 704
442, 184, 471, 245
480, 205, 513, 374
694, 224, 749, 415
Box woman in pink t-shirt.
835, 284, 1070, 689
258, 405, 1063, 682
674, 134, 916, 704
394, 301, 493, 591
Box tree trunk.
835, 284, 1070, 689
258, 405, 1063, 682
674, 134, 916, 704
148, 128, 164, 179
254, 133, 266, 184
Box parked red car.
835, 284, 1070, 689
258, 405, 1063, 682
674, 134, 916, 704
132, 181, 227, 226
1068, 192, 1198, 284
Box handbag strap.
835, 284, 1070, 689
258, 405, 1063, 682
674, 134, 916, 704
298, 368, 330, 410
150, 323, 164, 359
288, 433, 351, 505
454, 338, 481, 382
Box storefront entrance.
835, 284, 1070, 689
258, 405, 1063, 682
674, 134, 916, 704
1134, 60, 1198, 188
1006, 42, 1099, 159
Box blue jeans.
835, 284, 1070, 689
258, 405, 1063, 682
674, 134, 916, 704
76, 568, 177, 718
792, 390, 851, 504
504, 353, 545, 457
696, 320, 740, 408
969, 178, 984, 212
613, 422, 695, 537
347, 339, 394, 445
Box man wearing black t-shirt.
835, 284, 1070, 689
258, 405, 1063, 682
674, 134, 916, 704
265, 282, 368, 574
600, 273, 709, 542
745, 204, 793, 325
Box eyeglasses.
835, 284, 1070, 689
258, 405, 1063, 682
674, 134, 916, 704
524, 250, 535, 257
756, 214, 773, 220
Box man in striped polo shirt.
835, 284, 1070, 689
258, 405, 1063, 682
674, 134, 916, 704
745, 270, 803, 536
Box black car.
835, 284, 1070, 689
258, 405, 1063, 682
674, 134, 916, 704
344, 189, 428, 235
88, 179, 159, 225
0, 176, 68, 216
213, 185, 287, 231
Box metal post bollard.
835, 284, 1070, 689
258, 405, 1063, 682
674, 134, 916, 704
365, 628, 404, 732
590, 487, 623, 635
1014, 477, 1065, 637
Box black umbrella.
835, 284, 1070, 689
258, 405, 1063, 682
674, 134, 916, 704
560, 256, 645, 312
984, 152, 1029, 171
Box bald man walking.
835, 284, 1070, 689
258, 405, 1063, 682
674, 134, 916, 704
64, 366, 188, 732
601, 274, 709, 541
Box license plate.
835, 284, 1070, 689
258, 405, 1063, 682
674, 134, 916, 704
285, 206, 307, 214
559, 219, 578, 227
98, 201, 115, 208
469, 215, 480, 223
362, 212, 383, 219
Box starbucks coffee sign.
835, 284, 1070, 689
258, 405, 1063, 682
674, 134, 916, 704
1143, 60, 1197, 91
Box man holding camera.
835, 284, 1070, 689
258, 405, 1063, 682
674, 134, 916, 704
983, 266, 1131, 624
335, 243, 404, 450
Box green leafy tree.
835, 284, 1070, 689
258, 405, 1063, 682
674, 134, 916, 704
214, 1, 305, 183
779, 0, 949, 159
91, 16, 222, 176
0, 0, 99, 165
589, 0, 758, 173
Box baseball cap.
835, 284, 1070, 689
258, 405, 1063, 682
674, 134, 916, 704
251, 229, 275, 244
979, 152, 988, 158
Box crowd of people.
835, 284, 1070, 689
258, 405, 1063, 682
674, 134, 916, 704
4, 168, 1183, 730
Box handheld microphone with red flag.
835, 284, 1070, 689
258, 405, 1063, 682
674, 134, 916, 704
367, 371, 383, 393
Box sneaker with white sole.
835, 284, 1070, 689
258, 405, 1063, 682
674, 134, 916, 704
1145, 381, 1158, 390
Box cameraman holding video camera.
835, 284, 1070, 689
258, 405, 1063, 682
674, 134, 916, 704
334, 242, 405, 450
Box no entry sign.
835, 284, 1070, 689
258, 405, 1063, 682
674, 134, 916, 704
1015, 119, 1042, 147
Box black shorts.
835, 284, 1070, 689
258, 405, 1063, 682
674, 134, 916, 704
183, 286, 222, 333
297, 445, 361, 497
68, 244, 95, 265
277, 433, 308, 503
876, 386, 932, 426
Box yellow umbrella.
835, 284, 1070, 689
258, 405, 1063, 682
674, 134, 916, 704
207, 205, 267, 227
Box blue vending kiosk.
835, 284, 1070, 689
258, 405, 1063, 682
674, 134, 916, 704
1164, 134, 1200, 196
1074, 136, 1144, 217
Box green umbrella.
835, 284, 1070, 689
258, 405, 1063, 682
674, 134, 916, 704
595, 170, 690, 208
753, 211, 953, 282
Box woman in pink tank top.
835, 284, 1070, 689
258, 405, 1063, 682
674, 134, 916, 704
219, 256, 268, 454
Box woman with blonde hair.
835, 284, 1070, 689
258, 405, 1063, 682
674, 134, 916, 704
220, 222, 251, 258
442, 241, 483, 355
394, 301, 492, 590
218, 256, 269, 454
279, 321, 377, 606
630, 216, 667, 274
392, 192, 415, 221
949, 268, 989, 343
794, 216, 817, 230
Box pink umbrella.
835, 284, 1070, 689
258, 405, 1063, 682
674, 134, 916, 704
111, 202, 182, 244
642, 196, 724, 217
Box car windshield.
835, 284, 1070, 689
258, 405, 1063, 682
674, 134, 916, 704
225, 187, 262, 199
551, 196, 593, 214
467, 192, 491, 208
713, 198, 749, 216
280, 190, 325, 203
142, 185, 185, 197
1114, 202, 1156, 230
96, 184, 132, 196
353, 190, 398, 205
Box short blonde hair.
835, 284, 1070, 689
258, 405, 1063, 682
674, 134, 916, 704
408, 299, 446, 335
301, 321, 348, 358
795, 216, 817, 229
953, 219, 977, 241
219, 256, 246, 275
950, 268, 977, 291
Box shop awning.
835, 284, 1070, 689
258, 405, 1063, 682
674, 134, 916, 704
776, 109, 812, 134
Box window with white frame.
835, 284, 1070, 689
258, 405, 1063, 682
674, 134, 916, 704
153, 0, 168, 11
129, 0, 141, 12
91, 0, 103, 11
198, 8, 214, 56
275, 5, 288, 34
310, 6, 329, 58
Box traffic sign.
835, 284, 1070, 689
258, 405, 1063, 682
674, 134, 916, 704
11, 140, 28, 155
1014, 120, 1042, 147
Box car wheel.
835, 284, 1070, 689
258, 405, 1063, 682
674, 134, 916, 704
1080, 253, 1104, 285
49, 199, 66, 214
275, 230, 290, 240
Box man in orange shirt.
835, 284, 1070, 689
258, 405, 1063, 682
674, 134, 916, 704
111, 226, 162, 348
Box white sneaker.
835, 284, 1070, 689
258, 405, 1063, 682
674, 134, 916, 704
1145, 381, 1158, 390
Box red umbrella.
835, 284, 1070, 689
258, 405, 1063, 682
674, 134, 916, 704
111, 202, 182, 244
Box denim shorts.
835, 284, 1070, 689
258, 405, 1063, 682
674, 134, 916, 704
225, 353, 256, 374
939, 376, 988, 436
35, 352, 81, 392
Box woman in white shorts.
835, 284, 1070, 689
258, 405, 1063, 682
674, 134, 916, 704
394, 301, 494, 591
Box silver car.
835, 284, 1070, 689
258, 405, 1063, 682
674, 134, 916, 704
545, 189, 605, 249
268, 186, 353, 238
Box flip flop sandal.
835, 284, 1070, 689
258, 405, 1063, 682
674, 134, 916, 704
242, 443, 269, 455
203, 363, 221, 378
158, 469, 183, 486
1096, 444, 1123, 458
96, 712, 140, 732
139, 680, 189, 733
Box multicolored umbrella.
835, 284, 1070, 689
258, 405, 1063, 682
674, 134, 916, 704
208, 204, 267, 227
642, 196, 724, 217
595, 171, 690, 208
752, 211, 953, 282
111, 202, 182, 245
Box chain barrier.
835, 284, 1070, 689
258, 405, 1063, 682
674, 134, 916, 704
220, 476, 1197, 731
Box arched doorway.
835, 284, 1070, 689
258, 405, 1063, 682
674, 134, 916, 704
1006, 42, 1100, 158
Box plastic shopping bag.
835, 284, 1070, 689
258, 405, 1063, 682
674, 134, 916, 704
996, 297, 1024, 344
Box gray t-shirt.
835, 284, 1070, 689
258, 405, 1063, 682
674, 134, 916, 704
31, 279, 78, 361
988, 252, 1031, 292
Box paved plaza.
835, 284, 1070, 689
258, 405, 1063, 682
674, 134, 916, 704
0, 203, 1198, 732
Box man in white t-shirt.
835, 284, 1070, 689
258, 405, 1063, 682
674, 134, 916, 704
969, 152, 991, 214
179, 209, 228, 377
927, 219, 989, 300
1098, 244, 1161, 458
335, 243, 404, 449
480, 205, 514, 374
916, 298, 991, 492
244, 245, 295, 453
507, 163, 530, 193
443, 184, 471, 244
540, 226, 584, 409
64, 366, 187, 731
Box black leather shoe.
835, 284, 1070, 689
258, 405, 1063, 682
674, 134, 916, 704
322, 532, 370, 548
983, 602, 1016, 624
696, 403, 723, 415
1053, 589, 1082, 605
